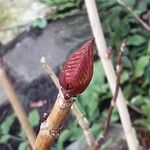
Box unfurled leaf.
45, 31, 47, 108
128, 35, 146, 46
18, 142, 28, 150
122, 56, 132, 69
123, 84, 132, 99
131, 95, 143, 106
134, 119, 150, 130
120, 71, 129, 84
147, 40, 150, 55
0, 114, 15, 134
28, 109, 40, 127
78, 61, 106, 120
123, 0, 135, 6
141, 98, 150, 115
18, 130, 26, 139
57, 129, 73, 150
0, 134, 10, 143
134, 56, 150, 77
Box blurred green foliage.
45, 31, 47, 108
49, 0, 150, 148
0, 0, 150, 149
0, 114, 16, 143
0, 110, 40, 150
40, 0, 83, 19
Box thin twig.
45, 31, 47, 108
128, 104, 147, 117
116, 0, 150, 31
40, 57, 60, 89
97, 39, 126, 147
40, 57, 98, 150
71, 104, 98, 150
0, 58, 36, 149
84, 0, 139, 149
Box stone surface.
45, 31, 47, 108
0, 14, 91, 104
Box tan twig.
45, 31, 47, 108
116, 0, 150, 31
40, 57, 60, 89
84, 0, 139, 149
0, 58, 36, 149
34, 90, 75, 150
97, 39, 126, 147
40, 57, 98, 150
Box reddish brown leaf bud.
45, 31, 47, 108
59, 38, 94, 99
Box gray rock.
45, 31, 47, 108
0, 14, 91, 104
4, 14, 91, 82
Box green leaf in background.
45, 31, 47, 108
137, 1, 148, 13
122, 56, 132, 69
111, 108, 119, 123
131, 95, 143, 106
97, 0, 116, 9
134, 55, 150, 77
123, 0, 135, 6
147, 40, 150, 55
78, 60, 107, 120
134, 118, 150, 130
0, 134, 10, 143
120, 71, 129, 84
128, 35, 146, 46
133, 96, 150, 129
0, 114, 15, 134
18, 142, 28, 150
141, 97, 150, 116
18, 130, 26, 140
57, 129, 73, 150
120, 18, 130, 37
123, 84, 132, 99
28, 109, 40, 127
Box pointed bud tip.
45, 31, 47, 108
88, 37, 95, 43
59, 37, 94, 99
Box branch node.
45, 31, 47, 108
50, 129, 60, 138
58, 90, 76, 109
106, 47, 113, 58
116, 65, 122, 74
40, 121, 49, 130
40, 56, 46, 64
100, 134, 105, 140
111, 100, 116, 107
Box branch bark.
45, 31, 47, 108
34, 90, 74, 150
84, 0, 139, 149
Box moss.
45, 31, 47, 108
0, 2, 17, 29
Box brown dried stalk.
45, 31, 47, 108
40, 57, 98, 149
97, 39, 126, 147
0, 58, 36, 149
85, 0, 139, 149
